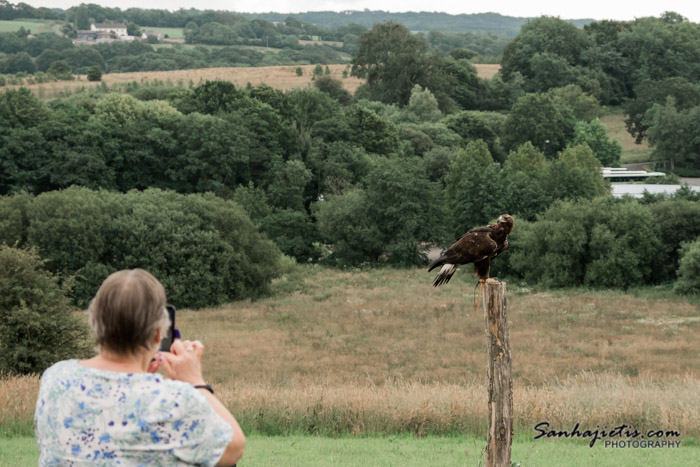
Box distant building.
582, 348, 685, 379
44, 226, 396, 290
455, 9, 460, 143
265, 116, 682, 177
601, 167, 666, 182
91, 22, 127, 37
610, 184, 700, 199
141, 30, 164, 41
76, 29, 117, 43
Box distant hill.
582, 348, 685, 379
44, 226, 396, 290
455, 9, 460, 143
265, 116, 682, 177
242, 11, 594, 35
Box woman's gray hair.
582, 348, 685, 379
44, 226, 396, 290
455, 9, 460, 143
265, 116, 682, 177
88, 269, 170, 355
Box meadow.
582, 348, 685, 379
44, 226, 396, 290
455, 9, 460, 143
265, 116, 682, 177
1, 266, 698, 465
0, 19, 58, 34
599, 113, 653, 164
1, 63, 501, 99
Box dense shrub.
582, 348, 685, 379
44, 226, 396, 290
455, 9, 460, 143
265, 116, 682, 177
674, 237, 700, 295
648, 200, 700, 282
509, 197, 660, 288
0, 245, 91, 374
0, 187, 282, 308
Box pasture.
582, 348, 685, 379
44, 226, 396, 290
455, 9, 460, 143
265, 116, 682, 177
599, 113, 653, 164
1, 266, 698, 465
2, 434, 698, 466
1, 63, 500, 99
0, 19, 57, 34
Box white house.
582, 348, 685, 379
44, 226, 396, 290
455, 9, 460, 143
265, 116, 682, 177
91, 22, 127, 38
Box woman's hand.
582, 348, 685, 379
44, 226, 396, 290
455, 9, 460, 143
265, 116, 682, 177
159, 339, 206, 386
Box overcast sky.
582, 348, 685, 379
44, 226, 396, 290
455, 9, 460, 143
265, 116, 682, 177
23, 0, 700, 23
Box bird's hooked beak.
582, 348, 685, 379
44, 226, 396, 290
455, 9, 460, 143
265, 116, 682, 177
497, 215, 504, 223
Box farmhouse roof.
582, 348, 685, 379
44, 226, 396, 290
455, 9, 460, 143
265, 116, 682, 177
93, 22, 126, 29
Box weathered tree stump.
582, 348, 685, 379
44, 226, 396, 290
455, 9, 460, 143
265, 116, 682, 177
482, 280, 513, 467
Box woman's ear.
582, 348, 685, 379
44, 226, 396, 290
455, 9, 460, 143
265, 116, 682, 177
154, 327, 162, 345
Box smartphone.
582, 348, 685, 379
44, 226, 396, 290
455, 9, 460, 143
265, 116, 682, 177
160, 305, 180, 352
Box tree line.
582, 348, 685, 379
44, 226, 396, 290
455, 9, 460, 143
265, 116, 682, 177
1, 14, 699, 306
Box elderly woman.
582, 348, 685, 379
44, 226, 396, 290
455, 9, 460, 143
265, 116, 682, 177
34, 269, 245, 466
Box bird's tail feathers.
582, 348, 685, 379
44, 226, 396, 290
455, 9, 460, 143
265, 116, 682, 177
432, 264, 457, 287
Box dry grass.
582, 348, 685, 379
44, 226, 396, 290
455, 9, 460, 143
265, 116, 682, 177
473, 64, 500, 79
4, 267, 698, 437
3, 64, 499, 100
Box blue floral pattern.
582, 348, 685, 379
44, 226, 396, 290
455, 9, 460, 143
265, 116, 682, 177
34, 360, 233, 466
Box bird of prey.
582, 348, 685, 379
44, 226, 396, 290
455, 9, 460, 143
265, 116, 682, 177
428, 215, 514, 287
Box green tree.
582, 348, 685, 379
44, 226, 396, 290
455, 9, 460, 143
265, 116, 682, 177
444, 140, 503, 235
345, 105, 400, 156
365, 157, 446, 264
1, 51, 35, 74
315, 189, 384, 265
510, 198, 660, 288
87, 65, 102, 81
649, 200, 700, 282
646, 98, 700, 172
313, 75, 352, 105
547, 84, 602, 121
674, 237, 700, 295
0, 188, 282, 308
503, 92, 576, 158
74, 5, 90, 30
407, 85, 442, 122
351, 21, 429, 106
501, 16, 592, 93
624, 77, 700, 143
442, 110, 507, 161
569, 119, 622, 166
47, 60, 72, 80
0, 245, 91, 374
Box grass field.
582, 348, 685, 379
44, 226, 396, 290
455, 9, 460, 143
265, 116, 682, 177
0, 19, 58, 34
155, 27, 184, 39
2, 434, 697, 466
2, 63, 499, 99
2, 267, 699, 453
599, 113, 653, 164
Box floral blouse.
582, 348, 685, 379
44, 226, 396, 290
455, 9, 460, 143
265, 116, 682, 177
34, 360, 233, 466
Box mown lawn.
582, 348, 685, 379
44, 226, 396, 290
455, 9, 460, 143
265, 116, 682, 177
3, 435, 698, 466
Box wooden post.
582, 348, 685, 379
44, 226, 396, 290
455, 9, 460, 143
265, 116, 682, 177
483, 280, 513, 467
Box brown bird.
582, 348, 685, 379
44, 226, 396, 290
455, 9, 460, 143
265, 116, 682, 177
428, 214, 514, 287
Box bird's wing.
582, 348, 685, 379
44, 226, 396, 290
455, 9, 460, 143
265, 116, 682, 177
493, 239, 509, 257
442, 229, 498, 265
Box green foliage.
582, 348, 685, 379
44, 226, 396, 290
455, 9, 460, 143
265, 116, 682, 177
316, 158, 445, 266
569, 119, 622, 166
674, 237, 700, 295
86, 65, 102, 82
0, 188, 282, 308
46, 60, 72, 80
313, 75, 352, 106
502, 142, 547, 176
351, 21, 429, 106
345, 105, 400, 156
444, 140, 503, 235
315, 189, 384, 265
295, 66, 303, 76
0, 245, 91, 374
407, 85, 442, 122
509, 198, 660, 288
442, 110, 507, 161
504, 92, 576, 158
624, 77, 700, 143
649, 200, 700, 282
547, 84, 602, 121
646, 98, 700, 173
501, 17, 591, 93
